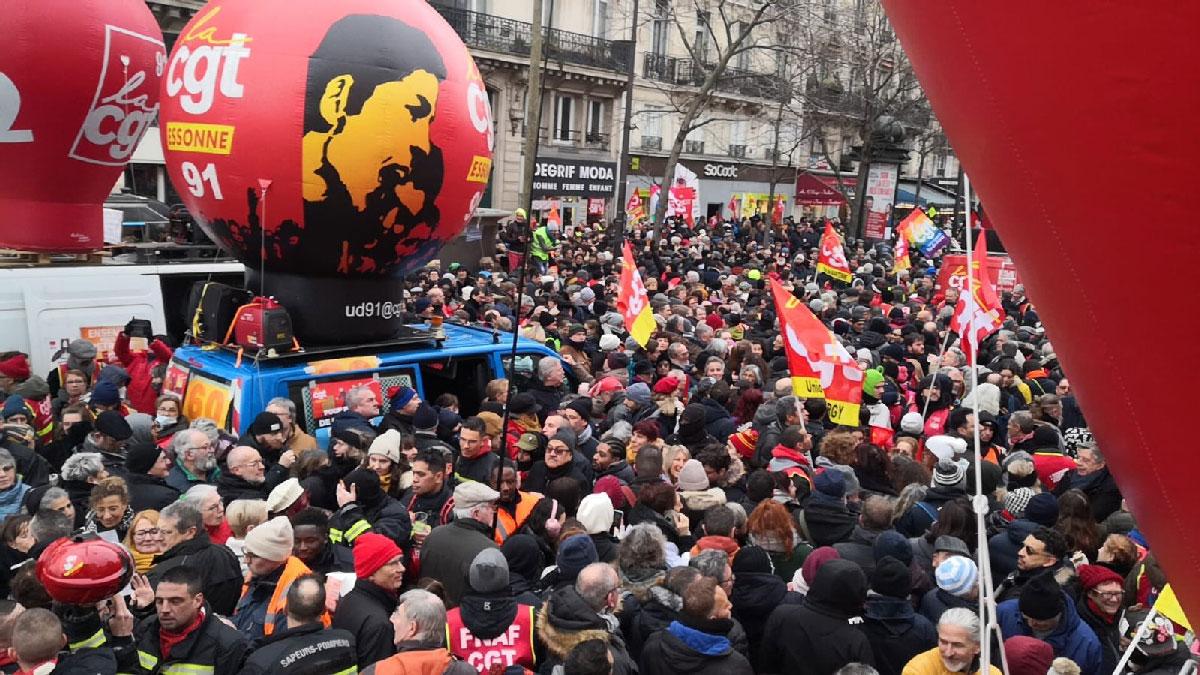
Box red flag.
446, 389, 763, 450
772, 196, 785, 223
893, 225, 911, 272
816, 221, 852, 283
728, 194, 740, 220
950, 232, 1005, 362
618, 242, 655, 347
769, 278, 864, 425
625, 191, 644, 220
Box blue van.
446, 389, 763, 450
162, 323, 564, 442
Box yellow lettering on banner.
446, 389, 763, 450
183, 377, 232, 427
466, 156, 492, 183
166, 122, 236, 155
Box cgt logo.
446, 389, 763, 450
166, 6, 252, 116
68, 26, 166, 166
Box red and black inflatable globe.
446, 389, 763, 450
160, 0, 494, 342
0, 0, 165, 251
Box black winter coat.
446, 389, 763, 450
331, 579, 398, 669
800, 497, 857, 547
216, 473, 268, 506
759, 559, 874, 675
894, 485, 966, 538
730, 571, 803, 671
639, 619, 753, 675
918, 588, 976, 624
522, 460, 590, 496
419, 518, 498, 608
701, 399, 736, 443
1055, 467, 1122, 523
834, 526, 884, 578
126, 471, 181, 513
330, 495, 413, 550
859, 595, 938, 675
148, 532, 243, 616
134, 609, 249, 675
237, 623, 357, 675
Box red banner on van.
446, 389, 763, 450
933, 254, 1021, 302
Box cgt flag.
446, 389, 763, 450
618, 242, 656, 347
769, 278, 864, 425
626, 190, 644, 221
817, 221, 852, 283
950, 232, 1005, 362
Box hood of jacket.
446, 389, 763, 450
537, 586, 611, 659
1005, 518, 1040, 546
864, 594, 918, 624
752, 403, 778, 430
680, 487, 726, 512
805, 559, 867, 618
731, 572, 788, 614
459, 591, 518, 641
701, 398, 732, 424
662, 620, 733, 662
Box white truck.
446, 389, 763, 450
0, 261, 244, 374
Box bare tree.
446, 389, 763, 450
641, 0, 798, 236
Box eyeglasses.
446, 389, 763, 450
1090, 590, 1123, 600
134, 528, 160, 538
546, 446, 570, 455
235, 459, 265, 469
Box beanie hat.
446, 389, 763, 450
90, 380, 121, 406
676, 459, 709, 491
267, 478, 305, 514
652, 377, 680, 395
0, 354, 30, 381
1004, 636, 1055, 675
625, 382, 652, 408
468, 548, 510, 594
1004, 487, 1035, 518
925, 435, 967, 463
576, 493, 614, 535
1024, 492, 1060, 527
342, 468, 383, 507
872, 556, 912, 598
551, 429, 577, 453
967, 459, 1003, 497
813, 469, 846, 499
556, 535, 598, 583
732, 545, 774, 576
1, 396, 25, 421
94, 410, 133, 440
1030, 425, 1062, 451
936, 556, 979, 597
801, 546, 840, 586
1076, 564, 1123, 591
564, 398, 593, 422
413, 403, 439, 431
243, 516, 294, 562
873, 530, 913, 566
598, 334, 621, 352
124, 440, 162, 474
728, 428, 757, 459
899, 411, 924, 435
592, 475, 635, 510
931, 459, 967, 488
354, 532, 403, 579
862, 368, 885, 397
389, 386, 416, 410
1019, 572, 1064, 620
1004, 451, 1039, 489
368, 429, 402, 464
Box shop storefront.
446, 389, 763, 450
795, 171, 856, 221
625, 155, 796, 224
531, 155, 617, 227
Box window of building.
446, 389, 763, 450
651, 0, 670, 55
586, 99, 605, 143
555, 94, 575, 142
593, 0, 608, 38
694, 11, 710, 63
934, 153, 948, 176
734, 21, 750, 70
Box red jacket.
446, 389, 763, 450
114, 332, 173, 414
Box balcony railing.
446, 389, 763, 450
642, 53, 784, 99
641, 136, 663, 151
523, 126, 611, 150
433, 4, 632, 73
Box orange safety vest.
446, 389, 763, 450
240, 556, 329, 637
372, 649, 460, 675
493, 491, 542, 545
23, 397, 53, 442
446, 603, 536, 673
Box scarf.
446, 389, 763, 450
379, 472, 392, 494
129, 545, 157, 574
81, 506, 134, 538
0, 481, 29, 518
160, 608, 205, 661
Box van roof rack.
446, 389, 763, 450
198, 324, 443, 364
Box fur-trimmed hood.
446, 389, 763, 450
679, 487, 726, 512
537, 585, 613, 660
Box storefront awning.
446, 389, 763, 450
795, 172, 847, 205
896, 180, 957, 208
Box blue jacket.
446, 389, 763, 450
997, 592, 1102, 675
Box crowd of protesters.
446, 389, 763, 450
0, 212, 1188, 675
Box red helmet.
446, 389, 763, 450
36, 537, 134, 605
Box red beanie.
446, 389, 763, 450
728, 429, 758, 459
1076, 564, 1123, 591
353, 533, 402, 580
705, 313, 724, 330
652, 376, 680, 395
0, 355, 30, 381
1003, 636, 1054, 675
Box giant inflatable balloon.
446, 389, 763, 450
0, 0, 165, 251
881, 2, 1200, 618
160, 0, 494, 343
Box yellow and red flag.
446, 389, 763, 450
950, 232, 1005, 362
817, 221, 853, 283
893, 222, 912, 272
625, 191, 644, 221
618, 242, 656, 347
769, 278, 864, 425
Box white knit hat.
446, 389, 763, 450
243, 516, 294, 562
266, 478, 304, 514
368, 429, 402, 464
900, 411, 924, 435
577, 493, 614, 535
